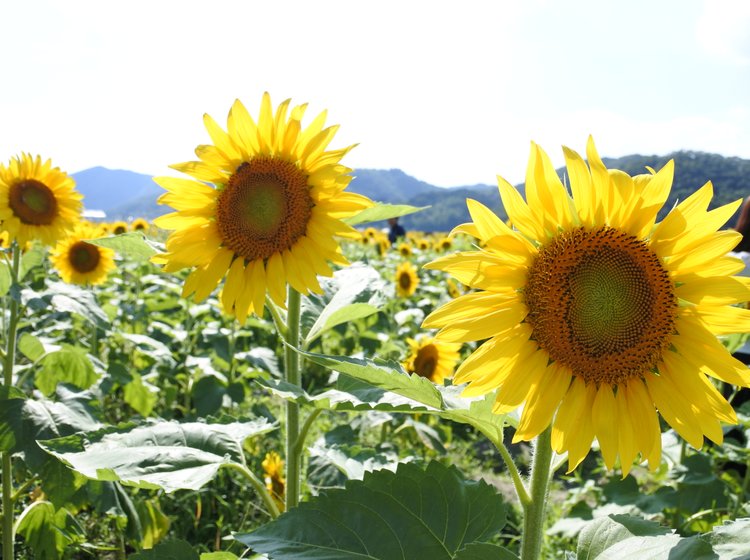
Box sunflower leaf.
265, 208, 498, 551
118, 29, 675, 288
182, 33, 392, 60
343, 203, 429, 226
86, 232, 162, 260
258, 372, 508, 443
38, 417, 276, 493
576, 514, 718, 559
235, 461, 508, 560
302, 264, 388, 346
705, 518, 750, 559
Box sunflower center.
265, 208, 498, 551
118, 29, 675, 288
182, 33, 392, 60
414, 344, 439, 380
9, 179, 58, 225
399, 271, 413, 290
216, 157, 313, 261
68, 241, 101, 273
524, 226, 677, 386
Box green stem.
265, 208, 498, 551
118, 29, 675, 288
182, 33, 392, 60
2, 243, 21, 560
520, 427, 553, 560
481, 426, 530, 505
284, 288, 302, 510
294, 409, 323, 458
265, 295, 288, 341
223, 463, 281, 519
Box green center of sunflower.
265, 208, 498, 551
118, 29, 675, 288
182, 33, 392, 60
413, 344, 439, 380
9, 179, 58, 225
216, 157, 313, 261
68, 241, 101, 273
524, 226, 677, 386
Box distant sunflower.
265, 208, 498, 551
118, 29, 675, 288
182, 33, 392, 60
424, 137, 750, 474
50, 224, 115, 286
404, 335, 461, 384
111, 221, 128, 235
398, 242, 412, 257
131, 218, 149, 232
0, 154, 82, 246
438, 236, 452, 251
262, 451, 285, 512
395, 261, 419, 297
152, 93, 373, 322
417, 238, 431, 251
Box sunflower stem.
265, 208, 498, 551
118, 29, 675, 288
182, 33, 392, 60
283, 288, 302, 510
488, 430, 530, 506
223, 463, 280, 519
2, 243, 21, 560
520, 427, 553, 560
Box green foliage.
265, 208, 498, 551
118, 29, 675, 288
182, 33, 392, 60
39, 418, 276, 492
236, 461, 510, 560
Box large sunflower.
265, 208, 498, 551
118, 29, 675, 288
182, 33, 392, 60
423, 137, 750, 474
0, 154, 82, 246
404, 335, 461, 384
50, 224, 116, 286
152, 93, 372, 322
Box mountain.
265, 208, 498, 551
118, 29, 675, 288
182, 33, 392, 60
71, 151, 750, 232
72, 167, 161, 214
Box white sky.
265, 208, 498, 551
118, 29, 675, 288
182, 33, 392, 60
1, 0, 749, 187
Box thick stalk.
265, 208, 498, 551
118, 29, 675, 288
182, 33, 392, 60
520, 427, 553, 560
2, 244, 21, 560
283, 288, 302, 510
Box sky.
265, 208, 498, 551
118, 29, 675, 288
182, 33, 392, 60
1, 0, 749, 187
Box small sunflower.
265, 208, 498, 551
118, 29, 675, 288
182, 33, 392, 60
438, 236, 453, 252
0, 154, 82, 246
398, 242, 412, 257
262, 451, 285, 512
417, 238, 431, 251
424, 137, 750, 474
110, 221, 128, 235
131, 218, 150, 232
152, 93, 373, 322
395, 261, 419, 297
50, 224, 116, 286
446, 278, 462, 299
404, 335, 461, 384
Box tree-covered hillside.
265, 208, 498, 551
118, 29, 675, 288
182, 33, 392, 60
83, 150, 750, 231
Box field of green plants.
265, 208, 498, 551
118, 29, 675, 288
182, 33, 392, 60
0, 224, 748, 559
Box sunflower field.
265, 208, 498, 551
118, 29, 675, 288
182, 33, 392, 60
1, 95, 750, 560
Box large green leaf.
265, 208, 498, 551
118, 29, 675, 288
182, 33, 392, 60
301, 264, 387, 346
36, 345, 99, 396
16, 501, 84, 560
236, 461, 507, 560
39, 418, 276, 493
576, 514, 717, 559
87, 232, 163, 260
453, 543, 518, 559
343, 203, 428, 226
706, 518, 750, 559
42, 281, 110, 327
0, 384, 102, 469
276, 350, 509, 440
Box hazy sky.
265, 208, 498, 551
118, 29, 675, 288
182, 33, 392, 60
2, 0, 749, 187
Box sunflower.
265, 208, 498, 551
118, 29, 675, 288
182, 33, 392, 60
398, 242, 412, 257
423, 137, 750, 475
404, 335, 461, 384
0, 154, 82, 246
110, 221, 128, 235
262, 451, 285, 512
395, 261, 419, 297
438, 236, 453, 252
152, 93, 372, 322
50, 224, 116, 286
417, 238, 431, 251
131, 217, 150, 232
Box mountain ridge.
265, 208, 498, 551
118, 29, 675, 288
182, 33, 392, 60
71, 150, 750, 232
